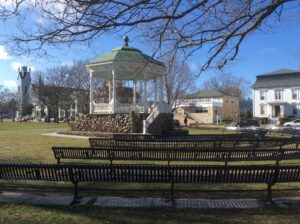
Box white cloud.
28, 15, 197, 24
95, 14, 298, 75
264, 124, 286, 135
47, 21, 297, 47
10, 61, 35, 72
3, 80, 17, 90
10, 62, 22, 71
0, 45, 10, 60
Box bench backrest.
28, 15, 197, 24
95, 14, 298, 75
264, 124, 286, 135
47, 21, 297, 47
89, 137, 298, 149
1, 163, 300, 184
112, 133, 262, 141
52, 146, 300, 163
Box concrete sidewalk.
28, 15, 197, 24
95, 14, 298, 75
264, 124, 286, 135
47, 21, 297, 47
42, 132, 90, 139
0, 191, 299, 208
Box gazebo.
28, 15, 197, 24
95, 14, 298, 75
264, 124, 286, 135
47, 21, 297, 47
86, 36, 170, 115
74, 37, 173, 134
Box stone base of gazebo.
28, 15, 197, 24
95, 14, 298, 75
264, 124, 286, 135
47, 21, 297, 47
73, 112, 173, 134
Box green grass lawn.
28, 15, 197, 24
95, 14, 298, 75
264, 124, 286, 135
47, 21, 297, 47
1, 203, 300, 224
1, 121, 300, 223
0, 120, 69, 131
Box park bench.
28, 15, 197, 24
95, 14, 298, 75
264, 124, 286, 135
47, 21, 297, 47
1, 162, 300, 203
52, 146, 300, 166
268, 128, 300, 137
89, 137, 299, 150
111, 132, 267, 141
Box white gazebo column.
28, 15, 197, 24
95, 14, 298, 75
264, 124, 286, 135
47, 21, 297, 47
69, 104, 73, 117
154, 79, 157, 104
89, 70, 94, 113
133, 80, 137, 104
111, 68, 116, 113
108, 79, 112, 103
75, 97, 78, 115
143, 74, 147, 112
159, 75, 164, 104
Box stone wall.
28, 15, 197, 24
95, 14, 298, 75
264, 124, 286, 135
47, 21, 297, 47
147, 113, 174, 135
73, 113, 148, 133
73, 112, 173, 134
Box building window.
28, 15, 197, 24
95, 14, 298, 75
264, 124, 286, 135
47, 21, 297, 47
275, 90, 283, 100
293, 105, 298, 115
260, 91, 267, 100
260, 105, 265, 115
292, 89, 299, 100
196, 107, 208, 113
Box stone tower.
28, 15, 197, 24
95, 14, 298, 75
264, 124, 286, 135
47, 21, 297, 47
17, 66, 31, 116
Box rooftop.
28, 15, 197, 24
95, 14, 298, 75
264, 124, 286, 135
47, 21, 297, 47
253, 68, 300, 89
86, 36, 165, 81
257, 69, 300, 77
185, 89, 227, 99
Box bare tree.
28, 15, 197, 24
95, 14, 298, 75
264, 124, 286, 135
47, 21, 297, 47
0, 0, 297, 72
39, 65, 74, 122
203, 72, 250, 99
163, 56, 197, 108
67, 60, 91, 114
0, 86, 16, 121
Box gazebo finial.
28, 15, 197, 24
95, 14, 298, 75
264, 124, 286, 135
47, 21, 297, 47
123, 35, 129, 46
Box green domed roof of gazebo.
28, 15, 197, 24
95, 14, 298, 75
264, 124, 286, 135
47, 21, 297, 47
87, 37, 164, 66
86, 37, 166, 80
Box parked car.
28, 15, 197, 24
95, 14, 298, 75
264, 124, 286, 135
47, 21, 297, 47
224, 120, 260, 131
236, 120, 260, 127
283, 119, 300, 127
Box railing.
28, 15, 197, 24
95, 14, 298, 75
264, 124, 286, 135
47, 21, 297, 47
143, 103, 172, 133
93, 102, 171, 114
115, 103, 145, 113
93, 102, 146, 113
93, 103, 112, 113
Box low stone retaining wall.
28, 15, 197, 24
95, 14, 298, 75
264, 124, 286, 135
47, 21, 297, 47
73, 113, 148, 133
72, 112, 173, 134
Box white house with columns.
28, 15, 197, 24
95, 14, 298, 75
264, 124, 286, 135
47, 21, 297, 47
86, 37, 171, 133
252, 69, 300, 123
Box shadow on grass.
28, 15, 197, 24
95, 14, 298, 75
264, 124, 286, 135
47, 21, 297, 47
1, 201, 300, 224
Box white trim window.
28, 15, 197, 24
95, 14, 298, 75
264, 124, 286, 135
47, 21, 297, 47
274, 90, 283, 100
260, 104, 265, 115
293, 105, 298, 115
260, 90, 267, 100
292, 89, 300, 100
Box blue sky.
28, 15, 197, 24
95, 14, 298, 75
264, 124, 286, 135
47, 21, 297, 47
0, 4, 299, 98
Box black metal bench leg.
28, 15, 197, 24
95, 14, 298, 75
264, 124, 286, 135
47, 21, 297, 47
71, 182, 80, 204
170, 181, 175, 207
266, 184, 273, 203
57, 158, 60, 165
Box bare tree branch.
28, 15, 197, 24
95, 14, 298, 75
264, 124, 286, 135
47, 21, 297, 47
0, 0, 297, 72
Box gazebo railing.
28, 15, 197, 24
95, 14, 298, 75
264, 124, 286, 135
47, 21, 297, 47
92, 102, 171, 114
93, 102, 146, 113
93, 103, 112, 113
115, 103, 145, 113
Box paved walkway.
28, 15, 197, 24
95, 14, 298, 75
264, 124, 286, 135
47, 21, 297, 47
42, 132, 90, 139
0, 192, 299, 208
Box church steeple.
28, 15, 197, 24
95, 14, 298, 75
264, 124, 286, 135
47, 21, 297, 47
17, 66, 32, 116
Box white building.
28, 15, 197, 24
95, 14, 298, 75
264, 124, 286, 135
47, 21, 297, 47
174, 89, 240, 125
252, 69, 300, 122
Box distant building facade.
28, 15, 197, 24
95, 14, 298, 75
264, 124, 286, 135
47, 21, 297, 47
16, 66, 86, 120
252, 69, 300, 122
174, 89, 240, 125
